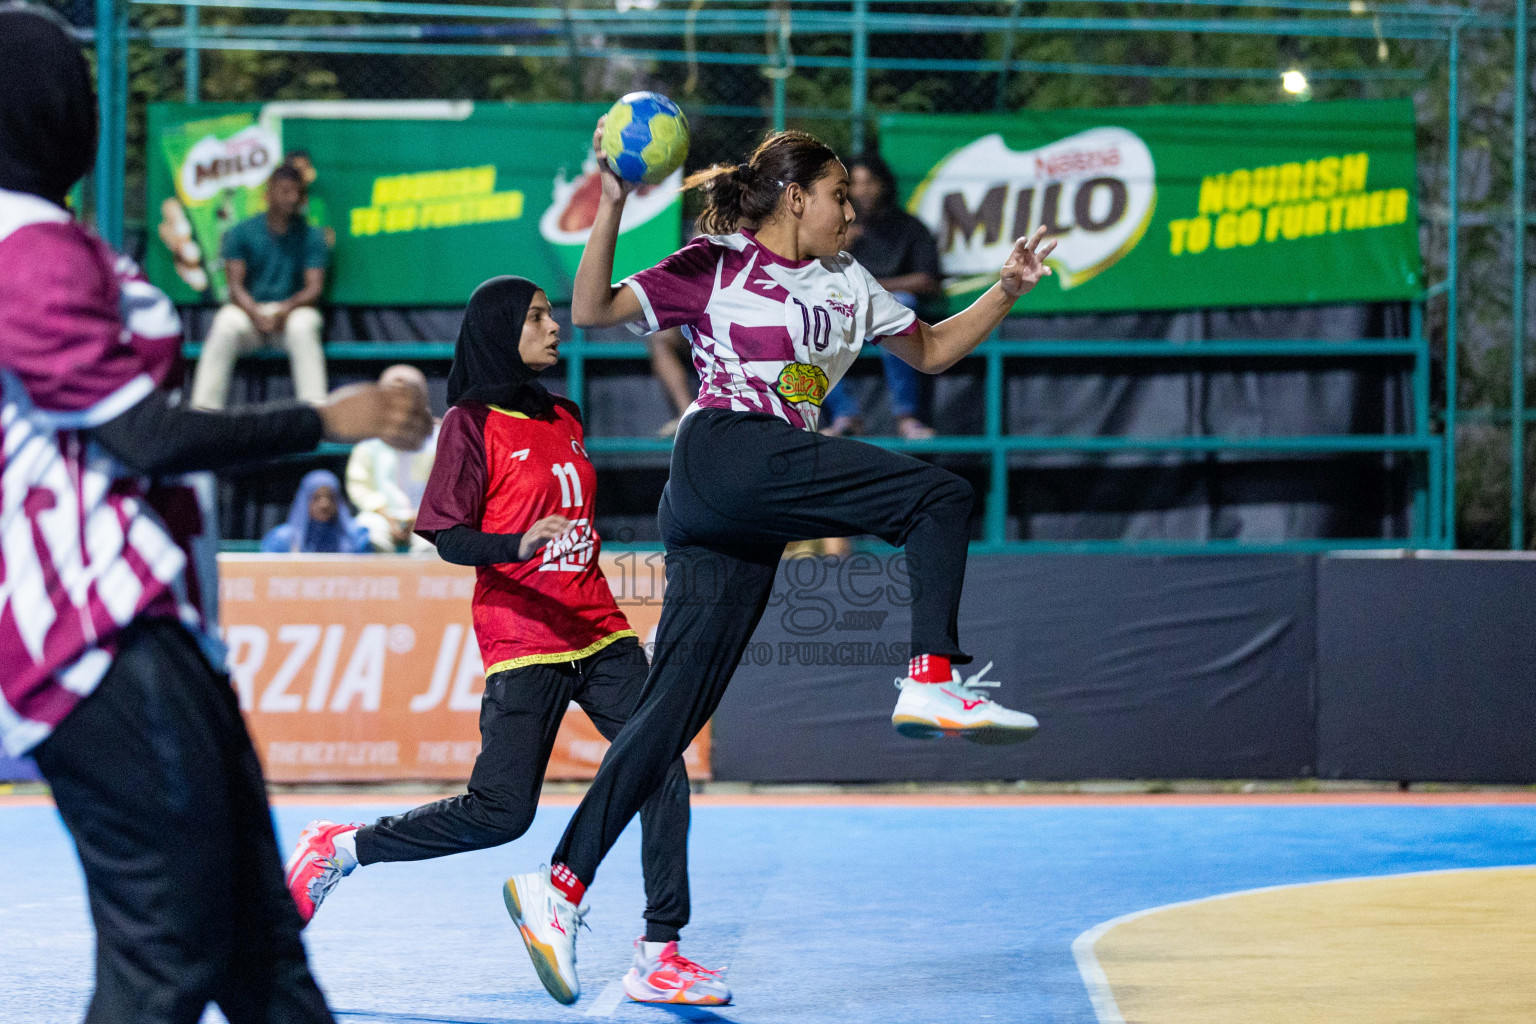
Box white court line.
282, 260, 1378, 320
583, 980, 625, 1018
0, 895, 84, 916
1070, 863, 1536, 1024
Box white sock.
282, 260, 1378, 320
332, 827, 360, 873
641, 940, 672, 959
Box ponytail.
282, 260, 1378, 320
683, 163, 770, 236
683, 129, 839, 235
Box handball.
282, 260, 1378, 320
600, 91, 689, 185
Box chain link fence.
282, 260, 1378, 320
50, 0, 1535, 545
54, 0, 1454, 229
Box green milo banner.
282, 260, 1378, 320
882, 99, 1422, 314
146, 101, 683, 305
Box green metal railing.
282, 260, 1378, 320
188, 314, 1441, 551
104, 0, 1530, 549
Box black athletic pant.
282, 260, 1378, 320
553, 408, 975, 885
353, 635, 691, 941
33, 618, 332, 1024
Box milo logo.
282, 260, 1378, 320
775, 363, 830, 406
538, 154, 682, 245
910, 127, 1156, 291
178, 124, 283, 203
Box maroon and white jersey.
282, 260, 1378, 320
623, 229, 918, 431
0, 189, 196, 756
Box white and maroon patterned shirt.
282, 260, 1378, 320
623, 229, 919, 431
0, 188, 197, 756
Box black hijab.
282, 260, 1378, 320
446, 276, 556, 418
0, 5, 98, 206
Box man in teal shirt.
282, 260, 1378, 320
191, 165, 330, 409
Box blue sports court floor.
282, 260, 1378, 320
3, 793, 1534, 1024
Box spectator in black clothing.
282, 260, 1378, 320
820, 151, 946, 440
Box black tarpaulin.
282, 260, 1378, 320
1316, 555, 1536, 783
712, 553, 1317, 782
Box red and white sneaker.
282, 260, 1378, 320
622, 937, 732, 1006
284, 820, 360, 927
891, 661, 1039, 744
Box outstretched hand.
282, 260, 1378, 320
319, 383, 433, 451
519, 515, 575, 561
591, 118, 638, 203
998, 225, 1057, 298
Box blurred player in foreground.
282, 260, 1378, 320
0, 8, 432, 1021
285, 278, 728, 1007
504, 121, 1055, 1003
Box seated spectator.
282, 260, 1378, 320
346, 364, 440, 553
261, 469, 371, 553
647, 326, 695, 437
821, 152, 945, 440
191, 164, 328, 410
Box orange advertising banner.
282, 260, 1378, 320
215, 552, 706, 783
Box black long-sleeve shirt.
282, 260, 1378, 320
431, 524, 529, 566
88, 389, 324, 475
90, 391, 532, 567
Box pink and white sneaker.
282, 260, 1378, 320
284, 820, 361, 927
622, 937, 732, 1006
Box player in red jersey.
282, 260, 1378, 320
285, 277, 729, 1007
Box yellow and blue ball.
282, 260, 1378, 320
600, 91, 689, 186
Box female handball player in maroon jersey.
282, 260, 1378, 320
0, 9, 432, 1021
284, 277, 729, 1006
505, 123, 1057, 1002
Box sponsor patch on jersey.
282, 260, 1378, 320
775, 362, 830, 406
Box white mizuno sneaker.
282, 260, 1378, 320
622, 936, 732, 1005
503, 868, 587, 1004
891, 661, 1039, 744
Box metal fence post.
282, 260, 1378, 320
565, 328, 586, 409
1412, 300, 1429, 541
561, 0, 583, 102
769, 4, 789, 133
984, 342, 1007, 544
771, 67, 787, 132
115, 0, 128, 240
994, 0, 1021, 112
94, 0, 123, 249
1513, 0, 1529, 548
184, 3, 200, 102
1445, 21, 1461, 546
768, 0, 792, 134
851, 0, 868, 154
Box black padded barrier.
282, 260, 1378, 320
1316, 554, 1536, 783
712, 554, 1318, 782
11, 553, 1529, 784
